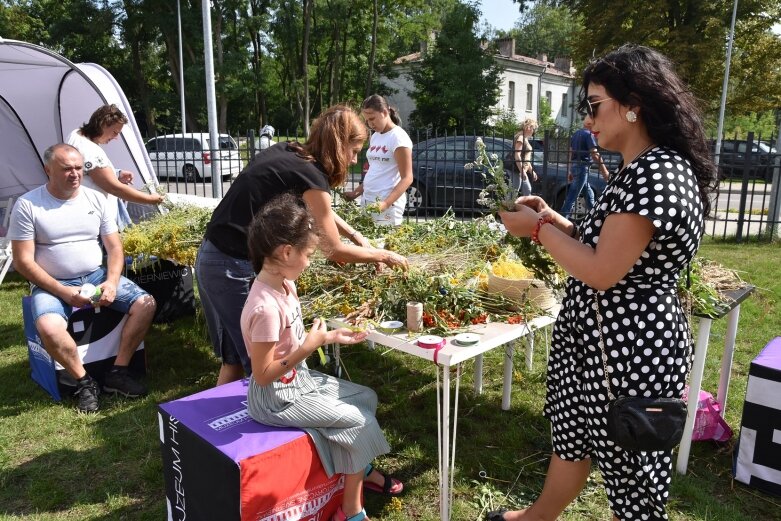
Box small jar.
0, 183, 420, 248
406, 301, 423, 332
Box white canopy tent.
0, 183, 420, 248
0, 38, 159, 221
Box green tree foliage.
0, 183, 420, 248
409, 1, 502, 130
510, 2, 583, 61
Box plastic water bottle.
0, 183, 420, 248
79, 283, 102, 304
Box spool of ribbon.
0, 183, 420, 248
406, 301, 423, 332
417, 334, 446, 364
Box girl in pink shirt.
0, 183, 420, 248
241, 193, 403, 521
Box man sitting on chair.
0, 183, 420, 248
8, 144, 156, 413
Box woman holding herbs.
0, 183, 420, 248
196, 104, 408, 386
489, 45, 717, 521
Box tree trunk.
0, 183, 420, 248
301, 0, 314, 135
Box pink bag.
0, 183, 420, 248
682, 386, 733, 442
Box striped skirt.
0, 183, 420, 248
247, 362, 391, 477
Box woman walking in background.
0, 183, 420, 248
343, 95, 412, 225
489, 44, 717, 521
512, 117, 539, 196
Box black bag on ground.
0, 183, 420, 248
606, 396, 688, 451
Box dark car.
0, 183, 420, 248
712, 139, 777, 181
407, 135, 562, 215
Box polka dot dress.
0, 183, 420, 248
544, 146, 703, 520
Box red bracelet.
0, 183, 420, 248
531, 216, 556, 245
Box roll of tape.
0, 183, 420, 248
417, 335, 446, 364
453, 333, 480, 346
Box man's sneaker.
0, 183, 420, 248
103, 367, 148, 398
75, 378, 100, 413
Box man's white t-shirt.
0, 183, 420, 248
7, 185, 117, 279
362, 126, 412, 194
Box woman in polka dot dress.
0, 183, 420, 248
488, 45, 718, 521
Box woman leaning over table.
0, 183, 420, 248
487, 45, 718, 521
343, 95, 412, 225
196, 104, 408, 386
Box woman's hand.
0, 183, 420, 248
515, 195, 549, 213
498, 204, 539, 237
305, 317, 329, 349
118, 170, 134, 184
530, 169, 538, 182
381, 250, 409, 270
327, 328, 369, 345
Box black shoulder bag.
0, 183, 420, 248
594, 293, 688, 451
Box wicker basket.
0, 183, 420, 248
487, 272, 557, 310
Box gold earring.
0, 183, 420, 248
626, 110, 638, 123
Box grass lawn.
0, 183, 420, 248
1, 238, 780, 520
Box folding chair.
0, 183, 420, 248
0, 196, 15, 285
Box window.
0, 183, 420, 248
545, 91, 552, 106
526, 84, 533, 111
508, 81, 515, 110
562, 93, 568, 115
145, 139, 158, 152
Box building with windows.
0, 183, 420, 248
382, 37, 578, 129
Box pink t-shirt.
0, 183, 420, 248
240, 278, 306, 362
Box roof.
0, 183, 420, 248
392, 49, 574, 79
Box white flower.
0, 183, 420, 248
464, 162, 474, 169
490, 153, 499, 161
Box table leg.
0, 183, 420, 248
474, 354, 483, 395
334, 343, 342, 378
677, 317, 712, 475
525, 330, 535, 370
716, 304, 741, 416
441, 365, 451, 521
502, 342, 514, 411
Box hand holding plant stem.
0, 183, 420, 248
469, 137, 517, 213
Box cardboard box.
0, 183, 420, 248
733, 337, 781, 496
24, 296, 145, 401
158, 380, 343, 521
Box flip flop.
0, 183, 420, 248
363, 465, 403, 496
331, 506, 368, 521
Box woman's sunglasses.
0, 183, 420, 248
577, 97, 613, 118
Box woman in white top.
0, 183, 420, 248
67, 104, 164, 227
344, 95, 412, 226
512, 117, 539, 196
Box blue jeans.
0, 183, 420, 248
561, 163, 595, 218
195, 239, 255, 373
30, 267, 148, 322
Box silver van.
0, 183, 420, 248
145, 133, 243, 182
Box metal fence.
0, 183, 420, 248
145, 128, 780, 241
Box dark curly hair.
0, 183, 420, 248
581, 44, 718, 216
246, 192, 318, 273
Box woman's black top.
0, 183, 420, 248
204, 143, 330, 259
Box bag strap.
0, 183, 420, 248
593, 294, 617, 402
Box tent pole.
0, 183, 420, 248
202, 0, 222, 198
177, 0, 186, 136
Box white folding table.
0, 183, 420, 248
331, 311, 558, 521
676, 285, 754, 475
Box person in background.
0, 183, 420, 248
342, 95, 412, 226
488, 44, 717, 521
196, 104, 408, 386
259, 125, 275, 151
560, 116, 610, 218
8, 144, 157, 413
512, 117, 539, 196
243, 193, 402, 521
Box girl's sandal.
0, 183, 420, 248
331, 506, 368, 521
363, 463, 404, 496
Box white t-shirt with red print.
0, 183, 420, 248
362, 125, 412, 194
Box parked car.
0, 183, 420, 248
712, 139, 777, 181
145, 133, 243, 182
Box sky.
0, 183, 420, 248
479, 0, 521, 32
